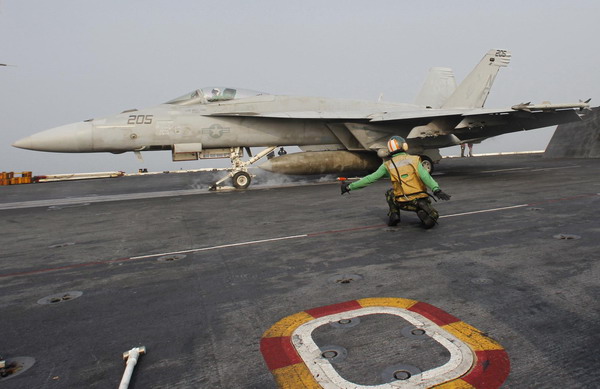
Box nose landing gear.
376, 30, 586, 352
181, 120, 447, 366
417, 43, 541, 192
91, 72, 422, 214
209, 146, 278, 191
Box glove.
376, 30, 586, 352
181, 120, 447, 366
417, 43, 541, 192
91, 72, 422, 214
434, 189, 451, 201
341, 182, 351, 195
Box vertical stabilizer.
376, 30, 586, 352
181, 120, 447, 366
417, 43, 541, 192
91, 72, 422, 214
414, 67, 457, 108
442, 49, 511, 109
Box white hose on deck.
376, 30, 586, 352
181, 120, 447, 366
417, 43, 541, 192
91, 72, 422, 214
118, 346, 145, 389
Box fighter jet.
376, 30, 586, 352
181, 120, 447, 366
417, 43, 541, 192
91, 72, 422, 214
13, 49, 590, 189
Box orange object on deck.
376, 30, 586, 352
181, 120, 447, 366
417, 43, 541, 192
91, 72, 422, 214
1, 171, 34, 185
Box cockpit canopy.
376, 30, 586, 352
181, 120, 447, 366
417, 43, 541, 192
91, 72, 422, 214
165, 87, 268, 105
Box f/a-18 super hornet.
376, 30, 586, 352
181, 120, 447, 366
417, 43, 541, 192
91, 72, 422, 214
13, 49, 591, 189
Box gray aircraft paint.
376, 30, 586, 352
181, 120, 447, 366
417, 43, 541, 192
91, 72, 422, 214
12, 49, 590, 186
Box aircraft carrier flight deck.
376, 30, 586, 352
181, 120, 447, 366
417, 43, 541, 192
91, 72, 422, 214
1, 153, 599, 388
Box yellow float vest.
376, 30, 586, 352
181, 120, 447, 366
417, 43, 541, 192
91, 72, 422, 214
384, 154, 429, 201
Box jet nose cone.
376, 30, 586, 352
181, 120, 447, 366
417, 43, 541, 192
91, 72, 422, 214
12, 122, 94, 152
12, 137, 32, 150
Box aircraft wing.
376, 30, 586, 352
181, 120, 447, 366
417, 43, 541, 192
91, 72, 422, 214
204, 107, 482, 120
368, 108, 509, 122
458, 108, 583, 129
205, 105, 584, 124
204, 102, 587, 150
364, 107, 584, 148
450, 108, 584, 142
368, 106, 584, 131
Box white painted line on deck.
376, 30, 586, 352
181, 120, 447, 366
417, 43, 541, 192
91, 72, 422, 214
0, 189, 208, 210
0, 182, 335, 211
130, 205, 529, 261
530, 165, 580, 172
480, 167, 530, 173
129, 234, 309, 260
4, 194, 596, 279
444, 150, 544, 158
480, 165, 579, 174
440, 204, 529, 218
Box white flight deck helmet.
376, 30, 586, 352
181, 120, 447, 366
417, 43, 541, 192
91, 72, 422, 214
387, 136, 408, 154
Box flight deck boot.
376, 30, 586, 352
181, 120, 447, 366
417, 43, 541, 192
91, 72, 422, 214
416, 199, 438, 229
388, 211, 401, 226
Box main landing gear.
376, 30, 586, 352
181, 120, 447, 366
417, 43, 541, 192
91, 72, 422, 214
209, 146, 278, 191
419, 156, 434, 173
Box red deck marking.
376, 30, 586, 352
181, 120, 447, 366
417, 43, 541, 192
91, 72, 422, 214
262, 298, 510, 388
304, 300, 362, 318
462, 349, 511, 388
0, 258, 132, 278
260, 336, 303, 370
527, 192, 598, 206
409, 301, 460, 326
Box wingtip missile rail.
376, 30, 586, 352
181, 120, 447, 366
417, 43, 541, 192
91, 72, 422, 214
511, 100, 591, 112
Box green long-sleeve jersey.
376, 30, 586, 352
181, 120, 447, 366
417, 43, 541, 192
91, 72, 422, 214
348, 153, 440, 192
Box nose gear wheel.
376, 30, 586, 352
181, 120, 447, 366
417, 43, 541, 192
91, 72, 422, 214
210, 146, 278, 191
232, 171, 251, 189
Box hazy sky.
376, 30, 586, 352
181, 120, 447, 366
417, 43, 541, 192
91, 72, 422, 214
1, 1, 598, 174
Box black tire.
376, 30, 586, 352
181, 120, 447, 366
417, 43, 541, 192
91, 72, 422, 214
420, 157, 434, 174
232, 171, 251, 189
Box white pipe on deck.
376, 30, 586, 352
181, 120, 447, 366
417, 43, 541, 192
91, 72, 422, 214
118, 346, 146, 389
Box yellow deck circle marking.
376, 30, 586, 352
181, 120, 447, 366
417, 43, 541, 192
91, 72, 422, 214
260, 298, 509, 388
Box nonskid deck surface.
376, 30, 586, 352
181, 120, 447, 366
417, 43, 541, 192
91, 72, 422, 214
0, 154, 598, 388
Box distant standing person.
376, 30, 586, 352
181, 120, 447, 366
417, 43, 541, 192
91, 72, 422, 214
340, 136, 451, 228
460, 142, 474, 157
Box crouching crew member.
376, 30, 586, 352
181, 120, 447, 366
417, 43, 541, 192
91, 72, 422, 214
341, 136, 451, 228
